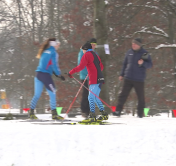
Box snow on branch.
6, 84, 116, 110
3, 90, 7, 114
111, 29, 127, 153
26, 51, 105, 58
115, 4, 167, 16
153, 26, 168, 37
137, 5, 167, 16
155, 44, 176, 49
134, 26, 169, 38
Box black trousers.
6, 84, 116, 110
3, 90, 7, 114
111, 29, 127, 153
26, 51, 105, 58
116, 79, 145, 117
81, 80, 90, 115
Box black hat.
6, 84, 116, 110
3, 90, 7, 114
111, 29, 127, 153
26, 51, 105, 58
82, 42, 92, 50
132, 38, 142, 46
89, 38, 97, 44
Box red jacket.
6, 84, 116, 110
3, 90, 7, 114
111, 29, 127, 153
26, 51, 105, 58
69, 51, 104, 85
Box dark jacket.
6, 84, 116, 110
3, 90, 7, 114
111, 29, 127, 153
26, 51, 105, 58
70, 49, 104, 85
120, 47, 152, 82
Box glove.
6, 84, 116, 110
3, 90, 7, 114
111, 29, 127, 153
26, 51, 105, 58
58, 75, 65, 81
141, 53, 149, 61
68, 72, 73, 78
53, 72, 58, 77
139, 53, 149, 67
53, 72, 65, 81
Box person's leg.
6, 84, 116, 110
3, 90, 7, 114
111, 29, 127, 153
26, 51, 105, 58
29, 77, 44, 119
133, 81, 145, 118
37, 72, 63, 120
93, 83, 104, 111
88, 84, 97, 113
37, 72, 56, 109
81, 84, 99, 122
46, 87, 56, 111
81, 80, 90, 117
94, 83, 109, 121
114, 79, 133, 116
45, 88, 63, 119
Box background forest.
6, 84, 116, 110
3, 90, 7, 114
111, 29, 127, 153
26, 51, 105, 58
0, 0, 176, 114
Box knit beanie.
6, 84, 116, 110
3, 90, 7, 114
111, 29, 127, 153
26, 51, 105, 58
82, 42, 92, 50
132, 38, 142, 47
89, 38, 97, 44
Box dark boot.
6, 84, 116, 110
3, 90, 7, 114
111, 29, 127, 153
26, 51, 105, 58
97, 110, 108, 121
113, 111, 121, 117
52, 109, 64, 120
28, 109, 38, 119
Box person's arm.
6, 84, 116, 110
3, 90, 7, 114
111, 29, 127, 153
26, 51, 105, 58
52, 51, 61, 76
141, 54, 153, 69
69, 54, 88, 75
97, 56, 104, 71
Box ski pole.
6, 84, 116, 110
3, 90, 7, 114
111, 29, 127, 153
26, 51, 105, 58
63, 75, 88, 119
72, 75, 113, 111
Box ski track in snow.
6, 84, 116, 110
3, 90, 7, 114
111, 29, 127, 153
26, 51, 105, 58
0, 115, 176, 166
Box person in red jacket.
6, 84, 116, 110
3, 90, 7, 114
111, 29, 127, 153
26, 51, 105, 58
69, 42, 108, 122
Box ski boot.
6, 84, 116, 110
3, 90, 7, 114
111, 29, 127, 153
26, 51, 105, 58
97, 110, 108, 122
80, 112, 97, 123
28, 109, 38, 119
52, 109, 64, 120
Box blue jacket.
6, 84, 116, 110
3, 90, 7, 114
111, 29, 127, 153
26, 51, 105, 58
36, 46, 61, 76
77, 49, 88, 80
120, 48, 152, 82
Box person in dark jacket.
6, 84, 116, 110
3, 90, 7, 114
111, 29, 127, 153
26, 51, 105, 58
77, 38, 97, 118
113, 38, 152, 118
69, 42, 108, 122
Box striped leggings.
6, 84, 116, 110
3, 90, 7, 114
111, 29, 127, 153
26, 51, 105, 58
88, 83, 104, 113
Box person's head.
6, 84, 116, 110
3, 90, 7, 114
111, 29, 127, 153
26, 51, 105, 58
89, 38, 97, 50
132, 38, 142, 51
36, 38, 60, 59
50, 39, 60, 50
82, 41, 92, 54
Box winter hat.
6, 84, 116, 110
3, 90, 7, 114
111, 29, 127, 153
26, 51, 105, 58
82, 42, 92, 50
89, 38, 97, 44
49, 39, 60, 46
132, 38, 142, 47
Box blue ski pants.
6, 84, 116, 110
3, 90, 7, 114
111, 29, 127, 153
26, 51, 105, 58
30, 72, 56, 110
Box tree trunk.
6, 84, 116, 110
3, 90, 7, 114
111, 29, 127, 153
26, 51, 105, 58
168, 13, 176, 88
93, 0, 110, 112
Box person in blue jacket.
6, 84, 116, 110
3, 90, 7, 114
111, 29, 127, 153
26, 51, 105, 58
29, 38, 65, 119
113, 38, 152, 118
77, 38, 97, 118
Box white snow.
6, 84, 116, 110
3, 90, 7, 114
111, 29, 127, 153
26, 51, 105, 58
135, 27, 168, 38
153, 26, 168, 37
0, 114, 176, 166
83, 21, 90, 26
126, 3, 132, 6
104, 0, 108, 4
7, 72, 14, 75
109, 27, 113, 31
0, 109, 21, 114
155, 44, 176, 49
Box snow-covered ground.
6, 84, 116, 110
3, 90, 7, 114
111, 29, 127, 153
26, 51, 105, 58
0, 114, 176, 166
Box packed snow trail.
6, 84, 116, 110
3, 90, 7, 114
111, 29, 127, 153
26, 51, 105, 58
0, 115, 176, 166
